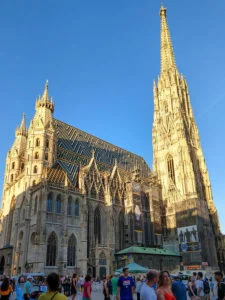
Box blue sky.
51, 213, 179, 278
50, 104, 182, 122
0, 0, 224, 233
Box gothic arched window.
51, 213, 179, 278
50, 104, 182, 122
35, 152, 39, 159
167, 155, 175, 183
33, 166, 38, 174
67, 234, 76, 266
45, 153, 48, 161
36, 138, 40, 147
12, 162, 15, 169
129, 213, 134, 243
99, 252, 106, 265
47, 193, 53, 212
74, 199, 79, 216
94, 207, 101, 244
99, 187, 105, 202
56, 195, 61, 214
10, 174, 13, 182
119, 212, 124, 249
46, 139, 49, 149
34, 196, 38, 215
46, 232, 57, 266
91, 186, 97, 199
67, 197, 72, 216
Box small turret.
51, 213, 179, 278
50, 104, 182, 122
35, 80, 54, 113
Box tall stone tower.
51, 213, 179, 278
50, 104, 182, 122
152, 6, 220, 267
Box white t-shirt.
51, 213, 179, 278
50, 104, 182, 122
140, 282, 157, 300
196, 279, 204, 296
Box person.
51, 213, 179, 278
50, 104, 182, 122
117, 268, 135, 300
203, 278, 210, 300
171, 275, 187, 300
23, 276, 32, 300
82, 274, 92, 300
80, 275, 85, 292
140, 269, 158, 300
187, 276, 198, 299
209, 278, 214, 297
103, 275, 110, 300
193, 272, 197, 281
111, 273, 119, 300
71, 273, 77, 300
214, 271, 225, 300
0, 277, 12, 300
38, 272, 67, 300
156, 270, 176, 300
136, 277, 142, 300
196, 272, 205, 299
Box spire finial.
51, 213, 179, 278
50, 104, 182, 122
91, 149, 95, 158
20, 113, 26, 130
42, 80, 49, 100
160, 5, 177, 73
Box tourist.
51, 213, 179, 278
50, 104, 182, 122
111, 273, 119, 300
23, 276, 32, 300
71, 273, 77, 300
209, 278, 214, 297
193, 272, 197, 281
187, 276, 198, 299
0, 277, 12, 300
103, 275, 110, 300
82, 274, 92, 300
117, 268, 135, 300
196, 272, 205, 299
136, 277, 142, 300
214, 271, 225, 300
140, 269, 158, 300
38, 272, 67, 300
156, 270, 176, 300
171, 275, 187, 300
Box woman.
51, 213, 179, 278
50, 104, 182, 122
0, 277, 12, 300
157, 271, 176, 300
71, 274, 77, 300
188, 276, 198, 299
82, 274, 92, 300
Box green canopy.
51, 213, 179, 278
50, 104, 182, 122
115, 262, 148, 274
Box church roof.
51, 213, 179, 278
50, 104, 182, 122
115, 246, 179, 257
53, 119, 151, 186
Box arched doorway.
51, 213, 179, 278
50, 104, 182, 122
0, 256, 5, 274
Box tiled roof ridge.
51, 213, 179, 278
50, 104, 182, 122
54, 118, 147, 163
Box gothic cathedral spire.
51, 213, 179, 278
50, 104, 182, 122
152, 6, 220, 268
160, 5, 177, 73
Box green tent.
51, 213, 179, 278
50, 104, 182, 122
115, 262, 148, 274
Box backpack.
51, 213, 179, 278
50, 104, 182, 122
203, 280, 210, 294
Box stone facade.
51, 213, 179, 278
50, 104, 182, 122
0, 6, 224, 277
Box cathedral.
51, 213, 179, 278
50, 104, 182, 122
0, 6, 224, 276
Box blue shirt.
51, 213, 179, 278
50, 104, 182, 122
172, 280, 187, 300
23, 281, 31, 295
118, 276, 134, 300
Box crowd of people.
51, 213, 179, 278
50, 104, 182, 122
0, 269, 224, 300
100, 268, 225, 300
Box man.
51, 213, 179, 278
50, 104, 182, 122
140, 269, 158, 300
214, 271, 225, 300
23, 276, 32, 300
196, 272, 205, 300
111, 273, 119, 300
117, 268, 135, 300
171, 275, 187, 300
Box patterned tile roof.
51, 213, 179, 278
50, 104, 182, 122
53, 119, 151, 186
